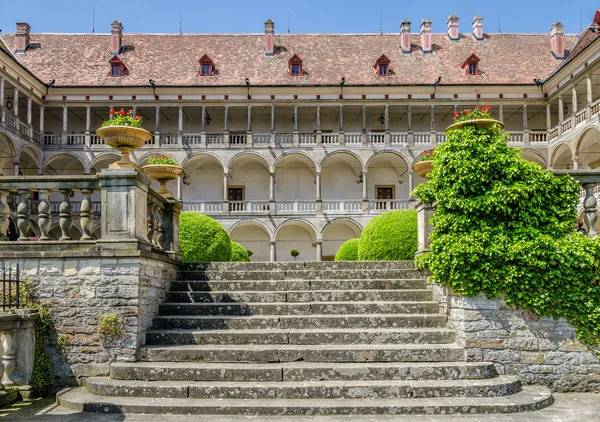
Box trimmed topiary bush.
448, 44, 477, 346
358, 210, 417, 261
231, 241, 250, 262
179, 212, 232, 262
335, 238, 359, 261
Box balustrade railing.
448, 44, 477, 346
67, 134, 85, 145
414, 133, 431, 144
530, 131, 548, 143
299, 134, 316, 145
160, 133, 179, 145
229, 200, 271, 213
369, 199, 410, 212
253, 134, 272, 145
31, 129, 41, 144
182, 134, 202, 146
562, 118, 573, 133
322, 200, 363, 214
276, 134, 294, 145
182, 201, 223, 214
345, 133, 362, 145
321, 134, 339, 145
390, 133, 408, 145
90, 134, 104, 145
548, 127, 559, 141
43, 134, 61, 145
3, 113, 16, 131
206, 134, 224, 145
17, 121, 28, 138
591, 99, 600, 116
575, 109, 587, 126
276, 200, 317, 214
368, 133, 385, 144
229, 134, 247, 145
507, 132, 524, 143
436, 133, 447, 144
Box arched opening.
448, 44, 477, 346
230, 220, 272, 262
90, 153, 120, 174
228, 153, 270, 211
367, 152, 410, 210
43, 154, 85, 175
275, 220, 317, 262
551, 143, 573, 169
182, 154, 224, 210
274, 154, 317, 202
520, 149, 547, 168
321, 219, 362, 261
18, 146, 41, 175
321, 152, 363, 202
0, 132, 16, 176
577, 128, 600, 169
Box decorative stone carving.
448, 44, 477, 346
0, 191, 9, 241
59, 189, 73, 240
37, 189, 51, 241
80, 189, 94, 240
16, 189, 30, 241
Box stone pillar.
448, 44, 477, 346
177, 173, 183, 202
132, 105, 137, 118
430, 104, 435, 130
293, 104, 298, 132
338, 105, 344, 132
316, 105, 321, 132
223, 172, 229, 202
407, 104, 412, 131
178, 105, 183, 133
13, 162, 19, 176
13, 87, 19, 118
80, 188, 94, 241
224, 106, 229, 133
155, 105, 160, 133
269, 172, 275, 201
0, 77, 4, 112
270, 241, 276, 262
558, 96, 564, 122
201, 106, 207, 133
361, 104, 366, 132
85, 105, 91, 133
572, 86, 578, 115
16, 189, 30, 241
1, 331, 16, 386
247, 105, 252, 133
384, 104, 389, 131
416, 201, 435, 256
409, 170, 414, 193
587, 76, 593, 105
523, 104, 528, 129
546, 104, 552, 130
582, 182, 598, 237
62, 104, 68, 133
26, 98, 32, 127
498, 104, 504, 123
316, 172, 322, 201
271, 104, 275, 133
316, 240, 323, 262
362, 171, 369, 213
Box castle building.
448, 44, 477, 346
1, 13, 599, 261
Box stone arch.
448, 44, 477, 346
180, 151, 225, 169
321, 218, 363, 261
550, 142, 575, 169
90, 153, 121, 174
227, 152, 271, 202
273, 153, 317, 202
320, 151, 364, 201
182, 152, 225, 202
575, 126, 600, 169
0, 131, 16, 176
272, 151, 318, 174
319, 150, 365, 173
366, 150, 411, 202
520, 148, 548, 168
275, 218, 319, 261
229, 219, 273, 262
42, 153, 86, 175
227, 151, 271, 173
18, 145, 41, 175
367, 149, 411, 168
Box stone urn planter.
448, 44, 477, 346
141, 164, 183, 198
96, 125, 153, 169
413, 160, 433, 177
446, 118, 504, 132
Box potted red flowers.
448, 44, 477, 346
141, 153, 183, 198
446, 105, 504, 132
96, 108, 152, 169
413, 149, 435, 177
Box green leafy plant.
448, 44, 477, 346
98, 313, 124, 345
57, 334, 69, 357
230, 241, 250, 262
358, 210, 418, 261
179, 212, 232, 262
147, 153, 179, 166
335, 238, 359, 261
417, 149, 435, 162
290, 249, 300, 258
246, 249, 254, 258
412, 116, 600, 347
101, 108, 143, 128
453, 105, 492, 122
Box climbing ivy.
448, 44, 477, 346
412, 121, 600, 347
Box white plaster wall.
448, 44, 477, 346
368, 167, 409, 199
275, 167, 315, 200
183, 167, 224, 201
321, 165, 362, 200
230, 166, 269, 200
230, 225, 271, 262
276, 225, 316, 261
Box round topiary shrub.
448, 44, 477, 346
358, 210, 417, 261
231, 241, 250, 262
179, 212, 232, 262
335, 238, 359, 261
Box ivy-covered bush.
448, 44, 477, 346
358, 210, 417, 261
335, 238, 359, 261
231, 241, 250, 262
412, 116, 600, 347
179, 212, 232, 262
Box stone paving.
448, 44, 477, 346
2, 393, 599, 421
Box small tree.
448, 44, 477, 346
290, 249, 300, 261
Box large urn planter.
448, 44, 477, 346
413, 160, 433, 178
96, 125, 153, 169
141, 164, 183, 198
446, 118, 504, 132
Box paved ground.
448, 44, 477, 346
1, 392, 599, 421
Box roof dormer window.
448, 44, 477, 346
288, 54, 303, 77
374, 54, 391, 76
198, 54, 215, 77
461, 53, 481, 76
108, 56, 127, 78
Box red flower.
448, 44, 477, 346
119, 108, 126, 116
474, 105, 478, 109
482, 105, 490, 112
453, 111, 459, 118
128, 109, 133, 114
135, 116, 142, 120
109, 109, 116, 115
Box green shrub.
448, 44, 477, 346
98, 313, 124, 345
412, 116, 600, 347
358, 210, 417, 261
231, 241, 250, 262
246, 249, 254, 258
335, 238, 359, 261
179, 212, 232, 262
291, 249, 300, 258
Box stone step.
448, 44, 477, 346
151, 314, 447, 330
84, 376, 521, 400
110, 361, 497, 382
139, 343, 465, 363
170, 278, 427, 292
180, 261, 416, 272
145, 328, 456, 346
176, 269, 423, 281
158, 301, 440, 316
58, 386, 554, 416
166, 289, 434, 303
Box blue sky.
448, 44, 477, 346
1, 1, 597, 35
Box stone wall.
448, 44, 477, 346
14, 249, 177, 387
430, 283, 600, 392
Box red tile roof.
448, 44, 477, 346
0, 32, 576, 87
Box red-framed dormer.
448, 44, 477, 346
108, 55, 127, 77
374, 54, 391, 76
288, 54, 303, 77
198, 54, 215, 77
461, 53, 481, 75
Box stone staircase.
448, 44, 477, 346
58, 261, 553, 416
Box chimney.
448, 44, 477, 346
420, 19, 432, 53
15, 22, 31, 54
447, 15, 460, 41
110, 20, 123, 56
264, 19, 275, 56
550, 22, 565, 59
400, 19, 412, 54
472, 15, 484, 41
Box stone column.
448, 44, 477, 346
132, 105, 137, 118
362, 172, 369, 213
155, 105, 160, 133
558, 96, 564, 122
316, 172, 322, 201
80, 188, 94, 241
384, 104, 389, 131
201, 106, 207, 133
269, 172, 275, 201
178, 105, 183, 133
61, 105, 68, 144
316, 105, 321, 132
1, 331, 16, 386
572, 86, 578, 115
546, 104, 552, 130
26, 98, 32, 128
362, 104, 367, 132
587, 75, 593, 105
430, 105, 435, 131
293, 104, 298, 132
270, 241, 276, 262
16, 189, 30, 241
316, 240, 323, 262
39, 105, 45, 135
247, 105, 252, 133
224, 106, 229, 133
498, 104, 504, 123
223, 173, 229, 202
85, 105, 91, 134
416, 201, 435, 256
338, 105, 344, 132
407, 104, 412, 131
13, 87, 19, 118
177, 173, 183, 202
0, 77, 4, 112
270, 104, 275, 133
408, 170, 414, 193
13, 162, 19, 176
